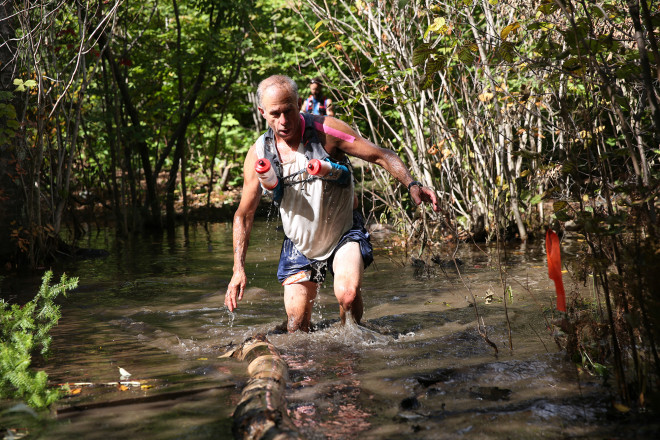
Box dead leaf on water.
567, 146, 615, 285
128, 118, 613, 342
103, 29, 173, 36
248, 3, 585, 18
485, 288, 494, 304
118, 384, 129, 391
5, 428, 28, 439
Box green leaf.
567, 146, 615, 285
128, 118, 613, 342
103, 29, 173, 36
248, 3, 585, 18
555, 210, 573, 221
553, 201, 569, 212
456, 43, 477, 65
497, 41, 515, 63
538, 1, 559, 15
427, 55, 446, 74
614, 94, 631, 112
313, 20, 324, 33
529, 194, 543, 205
562, 57, 585, 75
412, 43, 434, 66
419, 73, 434, 90
13, 79, 26, 92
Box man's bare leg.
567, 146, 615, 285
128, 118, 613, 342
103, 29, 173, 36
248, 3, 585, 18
283, 281, 317, 332
332, 242, 364, 325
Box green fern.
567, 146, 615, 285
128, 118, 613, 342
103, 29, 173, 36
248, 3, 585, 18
0, 271, 78, 408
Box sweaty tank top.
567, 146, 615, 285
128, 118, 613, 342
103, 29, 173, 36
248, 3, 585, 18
256, 136, 354, 260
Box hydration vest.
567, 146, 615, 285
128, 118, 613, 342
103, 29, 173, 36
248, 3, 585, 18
304, 95, 328, 115
256, 113, 351, 200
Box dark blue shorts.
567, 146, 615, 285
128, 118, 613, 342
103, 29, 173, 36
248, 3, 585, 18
277, 210, 373, 285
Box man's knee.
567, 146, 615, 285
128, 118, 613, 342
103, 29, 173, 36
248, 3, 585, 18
335, 282, 360, 309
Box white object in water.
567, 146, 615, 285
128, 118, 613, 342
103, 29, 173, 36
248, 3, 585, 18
118, 366, 132, 379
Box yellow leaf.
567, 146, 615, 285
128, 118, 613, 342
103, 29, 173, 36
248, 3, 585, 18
478, 91, 494, 102
582, 194, 589, 202
118, 384, 129, 391
613, 402, 630, 413
197, 357, 208, 361
428, 17, 446, 33
313, 20, 324, 33
520, 170, 530, 177
315, 40, 329, 49
68, 388, 82, 395
141, 384, 154, 390
501, 22, 520, 41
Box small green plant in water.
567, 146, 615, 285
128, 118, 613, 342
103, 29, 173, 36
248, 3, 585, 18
0, 271, 78, 408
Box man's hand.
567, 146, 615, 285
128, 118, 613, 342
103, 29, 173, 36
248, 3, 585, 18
411, 185, 440, 212
225, 269, 247, 312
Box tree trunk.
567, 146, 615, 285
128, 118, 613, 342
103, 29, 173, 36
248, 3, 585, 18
222, 334, 304, 440
0, 1, 23, 267
98, 32, 161, 229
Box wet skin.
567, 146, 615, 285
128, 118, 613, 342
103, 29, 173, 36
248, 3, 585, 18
225, 78, 440, 332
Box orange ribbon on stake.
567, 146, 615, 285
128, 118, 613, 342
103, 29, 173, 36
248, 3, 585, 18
546, 229, 566, 312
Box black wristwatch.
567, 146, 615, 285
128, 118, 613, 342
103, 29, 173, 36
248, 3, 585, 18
407, 180, 423, 191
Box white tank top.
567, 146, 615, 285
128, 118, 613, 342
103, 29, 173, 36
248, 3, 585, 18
256, 136, 354, 260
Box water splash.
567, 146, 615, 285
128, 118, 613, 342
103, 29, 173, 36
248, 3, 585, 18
226, 308, 236, 328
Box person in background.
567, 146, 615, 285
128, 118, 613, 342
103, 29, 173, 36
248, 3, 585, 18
224, 75, 439, 332
302, 77, 334, 116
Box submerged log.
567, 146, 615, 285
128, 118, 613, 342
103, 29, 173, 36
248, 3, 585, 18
221, 334, 304, 440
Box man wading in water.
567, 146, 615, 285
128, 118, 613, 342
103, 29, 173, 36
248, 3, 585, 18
224, 75, 439, 332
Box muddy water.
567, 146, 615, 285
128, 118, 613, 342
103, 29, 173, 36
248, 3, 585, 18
0, 221, 648, 439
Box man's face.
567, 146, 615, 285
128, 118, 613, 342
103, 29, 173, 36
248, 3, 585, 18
310, 83, 323, 99
258, 85, 302, 142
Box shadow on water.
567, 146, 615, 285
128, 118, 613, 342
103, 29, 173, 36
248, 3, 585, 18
2, 221, 658, 439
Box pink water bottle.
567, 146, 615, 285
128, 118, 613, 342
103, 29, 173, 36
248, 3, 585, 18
255, 158, 279, 190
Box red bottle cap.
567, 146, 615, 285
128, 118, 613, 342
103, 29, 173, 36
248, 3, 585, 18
307, 159, 322, 175
255, 158, 271, 174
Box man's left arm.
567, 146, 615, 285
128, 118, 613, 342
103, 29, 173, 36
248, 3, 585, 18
321, 117, 439, 212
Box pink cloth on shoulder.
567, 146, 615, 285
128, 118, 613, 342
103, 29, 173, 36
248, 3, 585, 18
314, 121, 355, 143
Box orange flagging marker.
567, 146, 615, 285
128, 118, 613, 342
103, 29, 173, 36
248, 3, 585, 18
546, 228, 566, 312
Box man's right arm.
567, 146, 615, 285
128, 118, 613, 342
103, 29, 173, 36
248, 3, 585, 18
225, 145, 262, 312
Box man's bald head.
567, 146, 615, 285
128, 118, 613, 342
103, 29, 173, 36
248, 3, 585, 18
257, 75, 299, 108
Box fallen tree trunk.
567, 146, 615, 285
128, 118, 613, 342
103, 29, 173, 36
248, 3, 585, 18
221, 334, 304, 440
